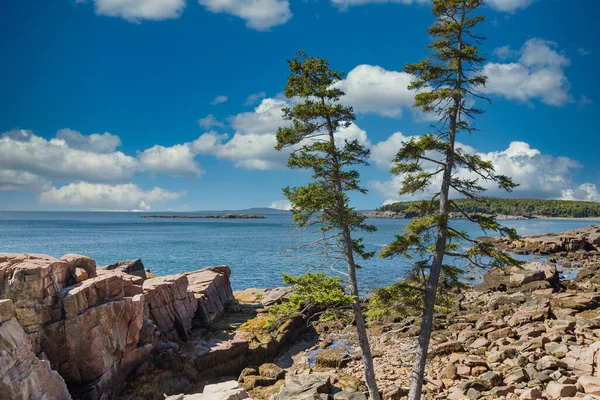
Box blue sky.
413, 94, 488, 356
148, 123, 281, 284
0, 0, 598, 211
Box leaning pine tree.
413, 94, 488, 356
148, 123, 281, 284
380, 1, 521, 399
275, 51, 381, 400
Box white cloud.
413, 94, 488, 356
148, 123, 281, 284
192, 97, 371, 170
577, 95, 593, 111
244, 92, 267, 106
370, 131, 474, 170
198, 0, 291, 30
55, 128, 122, 153
39, 182, 184, 211
88, 0, 186, 22
197, 114, 224, 129
330, 0, 428, 9
578, 48, 593, 56
335, 65, 416, 118
370, 139, 583, 203
0, 129, 139, 182
269, 199, 291, 210
0, 170, 51, 192
139, 143, 204, 176
485, 0, 534, 12
484, 38, 572, 106
210, 95, 228, 105
229, 97, 288, 134
561, 183, 600, 202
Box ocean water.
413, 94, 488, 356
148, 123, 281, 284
0, 211, 596, 292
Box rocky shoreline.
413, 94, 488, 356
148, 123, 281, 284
362, 210, 533, 220
3, 225, 600, 400
141, 214, 266, 219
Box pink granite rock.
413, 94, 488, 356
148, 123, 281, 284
143, 274, 198, 341
0, 299, 71, 400
185, 266, 235, 324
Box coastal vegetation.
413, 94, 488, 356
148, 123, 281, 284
378, 197, 600, 218
274, 51, 381, 399
378, 1, 521, 398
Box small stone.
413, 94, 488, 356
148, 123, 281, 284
259, 363, 285, 379
544, 381, 577, 399
520, 388, 543, 399
577, 375, 600, 395
469, 337, 489, 350
74, 267, 88, 283
238, 367, 258, 383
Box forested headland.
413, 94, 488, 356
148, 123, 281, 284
377, 197, 600, 218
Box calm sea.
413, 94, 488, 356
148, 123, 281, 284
0, 211, 596, 292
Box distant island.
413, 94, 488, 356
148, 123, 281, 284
365, 198, 600, 219
141, 214, 266, 219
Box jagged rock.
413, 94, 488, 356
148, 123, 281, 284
545, 381, 577, 398
42, 293, 152, 399
550, 292, 600, 311
103, 259, 147, 279
185, 266, 235, 324
166, 380, 249, 399
259, 363, 286, 379
261, 286, 295, 307
275, 374, 331, 400
315, 349, 350, 369
143, 274, 198, 341
0, 299, 72, 400
578, 376, 600, 395
333, 390, 368, 400
508, 299, 550, 327
234, 288, 269, 304
477, 262, 558, 293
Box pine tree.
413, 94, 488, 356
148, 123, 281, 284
275, 50, 381, 400
380, 1, 520, 398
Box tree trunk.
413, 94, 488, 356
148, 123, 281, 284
407, 9, 464, 399
325, 110, 381, 400
344, 227, 381, 400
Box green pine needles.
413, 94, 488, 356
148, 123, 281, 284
378, 1, 522, 398
275, 50, 381, 400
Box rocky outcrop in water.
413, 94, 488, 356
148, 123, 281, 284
483, 224, 600, 255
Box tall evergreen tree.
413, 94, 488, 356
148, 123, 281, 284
380, 1, 520, 399
275, 51, 381, 400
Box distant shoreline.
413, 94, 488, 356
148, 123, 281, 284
141, 214, 266, 219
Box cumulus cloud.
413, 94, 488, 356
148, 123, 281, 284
198, 0, 292, 30
244, 92, 267, 106
335, 65, 416, 118
269, 199, 291, 210
370, 131, 474, 170
330, 0, 428, 9
39, 182, 184, 211
561, 183, 600, 202
55, 128, 122, 153
139, 143, 205, 176
197, 114, 224, 129
85, 0, 186, 22
485, 0, 534, 12
0, 129, 139, 182
370, 138, 583, 204
210, 95, 228, 105
0, 170, 51, 192
483, 38, 573, 106
190, 97, 371, 170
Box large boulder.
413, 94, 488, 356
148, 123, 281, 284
0, 253, 156, 400
0, 299, 71, 400
274, 374, 331, 400
103, 259, 147, 279
477, 262, 558, 293
143, 274, 198, 341
185, 266, 235, 324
